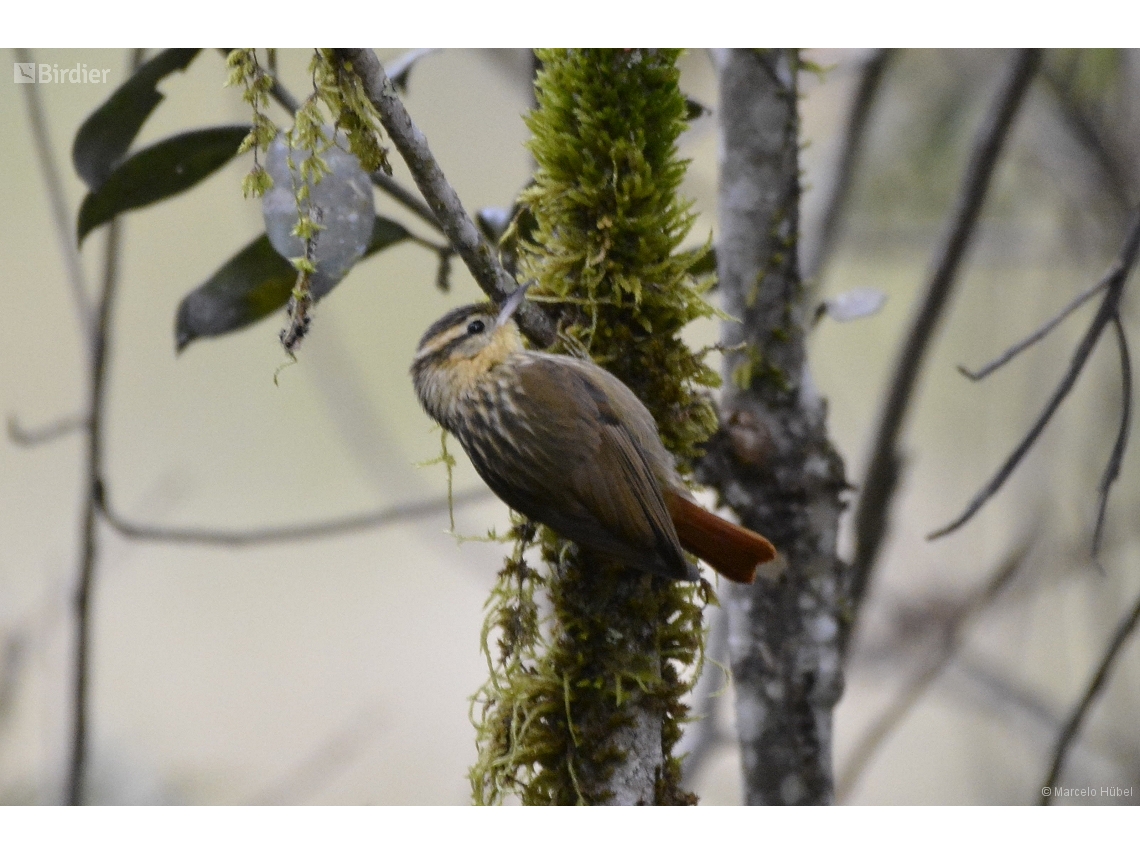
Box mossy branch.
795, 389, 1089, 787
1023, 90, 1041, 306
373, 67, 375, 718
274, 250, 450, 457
469, 49, 718, 806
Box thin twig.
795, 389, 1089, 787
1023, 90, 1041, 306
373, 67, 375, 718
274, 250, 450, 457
803, 49, 895, 283
334, 48, 556, 348
847, 49, 1041, 637
928, 210, 1140, 541
68, 211, 121, 807
368, 170, 441, 230
947, 652, 1140, 780
97, 484, 490, 547
7, 414, 89, 447
837, 536, 1032, 802
958, 275, 1110, 381
950, 653, 1066, 735
66, 47, 144, 807
1093, 314, 1132, 557
14, 48, 93, 345
267, 75, 299, 114
1040, 587, 1140, 803
405, 230, 450, 255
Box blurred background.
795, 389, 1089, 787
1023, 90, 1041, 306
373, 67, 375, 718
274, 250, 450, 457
2, 48, 1138, 805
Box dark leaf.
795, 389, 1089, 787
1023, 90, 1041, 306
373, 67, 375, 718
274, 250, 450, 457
175, 234, 295, 352
176, 215, 412, 350
77, 125, 250, 244
366, 215, 411, 254
72, 48, 201, 190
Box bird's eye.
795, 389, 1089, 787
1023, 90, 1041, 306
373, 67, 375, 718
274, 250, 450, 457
467, 319, 486, 335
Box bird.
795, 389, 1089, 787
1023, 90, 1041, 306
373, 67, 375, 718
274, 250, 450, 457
410, 286, 777, 585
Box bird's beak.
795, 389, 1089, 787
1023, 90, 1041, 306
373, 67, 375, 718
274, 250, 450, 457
495, 283, 530, 329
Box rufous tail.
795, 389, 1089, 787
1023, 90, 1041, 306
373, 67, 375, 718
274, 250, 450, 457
665, 493, 777, 585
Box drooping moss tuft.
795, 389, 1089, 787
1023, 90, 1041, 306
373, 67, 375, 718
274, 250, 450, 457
226, 49, 278, 198
470, 49, 718, 806
312, 49, 392, 176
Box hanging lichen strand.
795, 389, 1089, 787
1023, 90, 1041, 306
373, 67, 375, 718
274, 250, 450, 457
469, 49, 719, 806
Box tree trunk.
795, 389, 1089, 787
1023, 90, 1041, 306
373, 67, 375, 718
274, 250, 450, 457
699, 48, 847, 806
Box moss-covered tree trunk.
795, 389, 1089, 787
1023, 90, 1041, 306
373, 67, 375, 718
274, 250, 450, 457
471, 49, 717, 806
698, 49, 847, 805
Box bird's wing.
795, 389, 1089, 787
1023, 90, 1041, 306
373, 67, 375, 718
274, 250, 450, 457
512, 357, 688, 571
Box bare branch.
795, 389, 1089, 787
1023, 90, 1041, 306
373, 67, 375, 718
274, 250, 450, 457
98, 484, 490, 547
837, 536, 1032, 802
803, 49, 895, 283
929, 210, 1140, 541
1093, 313, 1132, 558
68, 202, 123, 809
68, 211, 123, 805
1040, 587, 1140, 803
950, 653, 1065, 735
848, 49, 1041, 630
957, 274, 1109, 381
266, 73, 299, 114
334, 48, 556, 348
14, 48, 93, 346
702, 47, 847, 806
7, 414, 89, 447
368, 169, 441, 230
66, 48, 146, 806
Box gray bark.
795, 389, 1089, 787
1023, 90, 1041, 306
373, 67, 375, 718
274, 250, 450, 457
699, 49, 847, 805
336, 48, 555, 348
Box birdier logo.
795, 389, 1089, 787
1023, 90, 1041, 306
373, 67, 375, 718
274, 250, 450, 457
13, 62, 111, 84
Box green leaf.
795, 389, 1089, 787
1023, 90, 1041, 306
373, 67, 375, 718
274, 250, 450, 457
77, 125, 250, 244
72, 48, 201, 190
175, 233, 295, 352
175, 216, 412, 351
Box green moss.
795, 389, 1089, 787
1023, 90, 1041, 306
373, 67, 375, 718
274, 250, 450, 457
732, 344, 791, 393
470, 49, 716, 806
312, 50, 392, 176
226, 49, 278, 198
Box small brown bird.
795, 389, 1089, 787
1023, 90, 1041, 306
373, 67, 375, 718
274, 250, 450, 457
411, 287, 777, 584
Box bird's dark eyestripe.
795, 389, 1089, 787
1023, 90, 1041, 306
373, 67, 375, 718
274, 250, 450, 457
416, 303, 488, 351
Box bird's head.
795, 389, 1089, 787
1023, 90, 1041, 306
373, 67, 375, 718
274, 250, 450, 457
410, 286, 529, 428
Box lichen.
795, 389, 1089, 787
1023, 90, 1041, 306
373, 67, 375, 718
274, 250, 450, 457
469, 49, 718, 806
